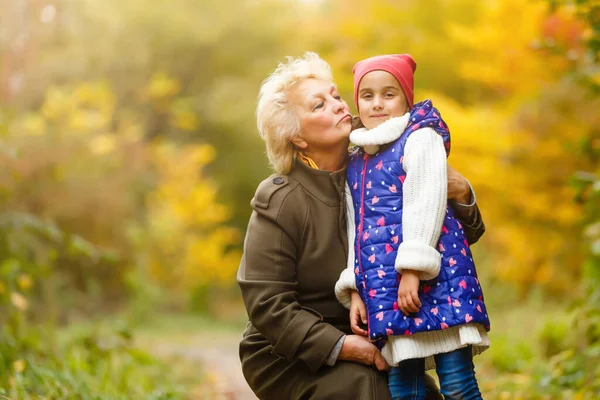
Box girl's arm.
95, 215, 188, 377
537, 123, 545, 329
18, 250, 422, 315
395, 128, 447, 280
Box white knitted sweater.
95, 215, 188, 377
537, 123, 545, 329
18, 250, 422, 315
334, 115, 489, 369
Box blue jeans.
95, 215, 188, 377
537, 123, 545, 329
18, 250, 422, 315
388, 346, 483, 400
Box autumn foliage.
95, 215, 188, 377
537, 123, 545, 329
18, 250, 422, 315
0, 0, 599, 397
310, 0, 599, 295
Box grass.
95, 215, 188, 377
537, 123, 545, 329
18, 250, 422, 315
3, 284, 594, 400
130, 297, 571, 399
0, 328, 188, 399
0, 312, 245, 399
129, 295, 582, 399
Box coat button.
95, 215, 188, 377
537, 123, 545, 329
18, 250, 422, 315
273, 177, 284, 185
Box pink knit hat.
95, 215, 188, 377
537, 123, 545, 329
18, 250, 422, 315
353, 54, 417, 111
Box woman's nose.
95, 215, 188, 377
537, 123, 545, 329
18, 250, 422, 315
332, 98, 345, 113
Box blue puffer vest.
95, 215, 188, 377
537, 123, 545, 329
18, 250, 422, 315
347, 100, 490, 341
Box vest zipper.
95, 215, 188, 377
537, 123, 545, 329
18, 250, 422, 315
357, 154, 371, 338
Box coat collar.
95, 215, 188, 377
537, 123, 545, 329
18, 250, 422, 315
289, 157, 347, 207
349, 113, 410, 154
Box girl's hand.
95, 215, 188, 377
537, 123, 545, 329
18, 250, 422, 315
447, 164, 471, 204
350, 290, 368, 336
338, 334, 390, 371
398, 270, 422, 315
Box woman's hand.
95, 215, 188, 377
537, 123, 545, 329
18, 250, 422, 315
447, 164, 471, 204
350, 291, 368, 336
338, 335, 390, 371
398, 270, 421, 316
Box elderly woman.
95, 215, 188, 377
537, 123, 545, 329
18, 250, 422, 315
237, 53, 485, 400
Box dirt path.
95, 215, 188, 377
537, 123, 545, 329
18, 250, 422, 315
135, 321, 257, 400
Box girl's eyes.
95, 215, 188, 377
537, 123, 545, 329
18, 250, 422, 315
361, 92, 395, 100
334, 95, 342, 100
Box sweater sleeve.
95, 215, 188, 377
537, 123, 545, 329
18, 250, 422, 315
450, 181, 486, 245
325, 335, 346, 366
334, 182, 357, 309
395, 128, 447, 280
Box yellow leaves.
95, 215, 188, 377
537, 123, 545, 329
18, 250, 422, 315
191, 145, 216, 165
145, 75, 201, 131
145, 141, 240, 289
147, 73, 181, 100
41, 86, 77, 121
591, 71, 600, 86
151, 143, 217, 193
428, 24, 597, 290
447, 0, 552, 95
68, 109, 110, 132
170, 111, 199, 131
182, 228, 241, 287
89, 134, 117, 155
419, 80, 588, 293
573, 393, 586, 400
73, 82, 116, 118
13, 360, 25, 373
170, 99, 200, 131
19, 113, 47, 136
119, 116, 145, 143
418, 91, 511, 185
448, 0, 546, 52
17, 274, 33, 291
67, 83, 115, 131
41, 82, 115, 131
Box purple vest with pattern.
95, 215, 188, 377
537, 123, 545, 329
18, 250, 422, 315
347, 100, 490, 341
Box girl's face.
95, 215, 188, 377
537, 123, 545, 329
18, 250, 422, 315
357, 70, 409, 130
290, 78, 352, 151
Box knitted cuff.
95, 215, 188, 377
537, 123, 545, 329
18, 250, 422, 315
454, 179, 476, 207
334, 268, 357, 309
395, 240, 441, 280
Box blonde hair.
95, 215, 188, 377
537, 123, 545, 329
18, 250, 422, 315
256, 52, 334, 173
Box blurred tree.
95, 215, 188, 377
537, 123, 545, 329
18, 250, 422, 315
143, 139, 241, 292
444, 0, 596, 294
0, 74, 240, 312
2, 0, 598, 299
527, 3, 600, 394
0, 0, 316, 309
0, 0, 313, 229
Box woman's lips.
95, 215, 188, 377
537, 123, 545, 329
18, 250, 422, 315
337, 114, 351, 125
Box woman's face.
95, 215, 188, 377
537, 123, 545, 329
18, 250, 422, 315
357, 70, 409, 130
290, 78, 352, 152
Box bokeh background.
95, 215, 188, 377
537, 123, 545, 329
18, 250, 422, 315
0, 0, 599, 398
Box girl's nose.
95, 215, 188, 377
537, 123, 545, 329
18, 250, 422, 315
372, 96, 383, 109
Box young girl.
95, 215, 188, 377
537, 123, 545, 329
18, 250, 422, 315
334, 54, 491, 400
